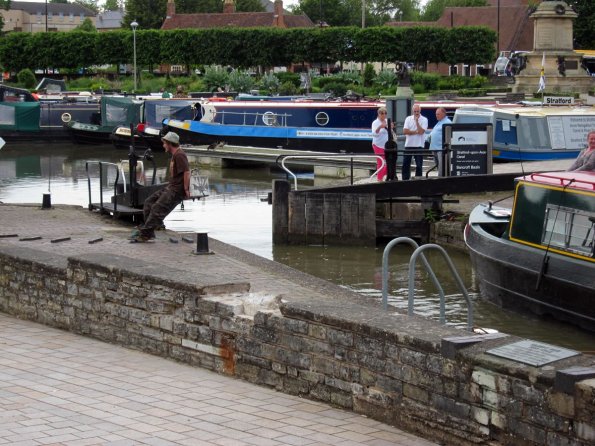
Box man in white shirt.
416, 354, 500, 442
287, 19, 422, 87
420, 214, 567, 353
402, 104, 428, 180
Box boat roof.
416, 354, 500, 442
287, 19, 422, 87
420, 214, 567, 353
520, 171, 595, 192
456, 105, 595, 117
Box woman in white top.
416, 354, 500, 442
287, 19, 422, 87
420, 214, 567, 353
371, 107, 389, 181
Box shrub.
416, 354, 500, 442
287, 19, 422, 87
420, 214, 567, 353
323, 81, 347, 97
17, 69, 36, 89
374, 69, 397, 89
412, 83, 426, 94
260, 72, 280, 94
363, 64, 375, 87
457, 89, 486, 97
275, 72, 300, 87
410, 72, 441, 91
279, 80, 298, 95
228, 70, 254, 93
203, 66, 229, 92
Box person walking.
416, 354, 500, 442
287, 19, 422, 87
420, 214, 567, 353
428, 107, 451, 176
130, 132, 190, 242
402, 104, 428, 180
371, 107, 389, 181
567, 130, 595, 172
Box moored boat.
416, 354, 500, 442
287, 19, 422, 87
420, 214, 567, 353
464, 171, 595, 332
0, 85, 99, 142
66, 96, 143, 145
453, 105, 595, 160
162, 98, 500, 153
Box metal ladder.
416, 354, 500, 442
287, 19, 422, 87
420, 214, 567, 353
381, 237, 474, 331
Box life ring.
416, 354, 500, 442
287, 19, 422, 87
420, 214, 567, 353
61, 113, 72, 123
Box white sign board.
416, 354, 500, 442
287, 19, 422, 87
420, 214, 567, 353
544, 96, 574, 105
0, 137, 5, 150
547, 115, 595, 150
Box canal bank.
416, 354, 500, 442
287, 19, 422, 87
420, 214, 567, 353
1, 204, 594, 446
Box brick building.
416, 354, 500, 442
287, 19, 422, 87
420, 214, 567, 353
1, 1, 96, 33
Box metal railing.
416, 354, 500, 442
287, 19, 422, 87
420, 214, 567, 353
381, 237, 474, 331
217, 110, 292, 127
85, 161, 121, 214
278, 154, 385, 190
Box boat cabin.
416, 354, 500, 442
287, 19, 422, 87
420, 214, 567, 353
509, 171, 595, 261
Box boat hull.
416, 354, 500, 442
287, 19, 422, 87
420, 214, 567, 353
465, 204, 595, 332
66, 122, 114, 145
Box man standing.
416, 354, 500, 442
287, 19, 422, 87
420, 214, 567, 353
428, 107, 451, 176
402, 104, 428, 180
130, 131, 190, 242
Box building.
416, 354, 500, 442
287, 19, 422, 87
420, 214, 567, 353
161, 0, 314, 30
1, 1, 97, 33
387, 0, 533, 76
96, 10, 124, 32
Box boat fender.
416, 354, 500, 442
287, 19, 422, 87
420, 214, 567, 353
61, 113, 72, 123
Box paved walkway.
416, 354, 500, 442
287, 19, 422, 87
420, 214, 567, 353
0, 314, 436, 446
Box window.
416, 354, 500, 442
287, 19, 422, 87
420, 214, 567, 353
541, 205, 595, 256
59, 12, 64, 22
70, 13, 74, 22
80, 13, 85, 20
449, 65, 458, 76
48, 12, 53, 21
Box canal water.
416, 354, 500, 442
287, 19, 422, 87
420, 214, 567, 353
1, 143, 594, 351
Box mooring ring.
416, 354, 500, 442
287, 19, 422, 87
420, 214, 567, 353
61, 113, 72, 123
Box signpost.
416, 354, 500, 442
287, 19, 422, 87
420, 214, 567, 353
443, 124, 493, 177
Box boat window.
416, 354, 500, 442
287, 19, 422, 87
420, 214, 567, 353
519, 117, 549, 149
105, 104, 127, 125
541, 205, 595, 256
262, 112, 277, 126
495, 119, 518, 145
315, 112, 329, 126
0, 105, 16, 126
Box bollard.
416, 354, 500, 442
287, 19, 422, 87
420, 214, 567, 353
193, 232, 213, 255
42, 193, 52, 209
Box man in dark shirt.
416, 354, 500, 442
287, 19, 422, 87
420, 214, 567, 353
131, 131, 190, 242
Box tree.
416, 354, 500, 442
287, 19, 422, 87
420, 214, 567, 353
123, 0, 168, 29
103, 0, 121, 11
74, 0, 100, 13
50, 0, 69, 4
175, 0, 221, 13
236, 0, 265, 12
420, 0, 487, 22
566, 0, 595, 49
74, 17, 97, 31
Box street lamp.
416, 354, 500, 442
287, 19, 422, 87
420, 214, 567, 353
131, 20, 138, 92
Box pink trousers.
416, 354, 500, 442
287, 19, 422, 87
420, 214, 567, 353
372, 144, 386, 181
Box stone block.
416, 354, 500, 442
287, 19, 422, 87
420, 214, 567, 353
555, 367, 595, 395
403, 383, 430, 404
271, 362, 286, 374
308, 323, 326, 340
576, 421, 595, 443
547, 391, 576, 418
512, 381, 545, 405
472, 369, 497, 391
327, 328, 353, 347
441, 333, 508, 359
508, 419, 546, 445
274, 346, 311, 369
354, 335, 384, 358
471, 406, 490, 426
325, 376, 352, 393
430, 394, 471, 419
299, 370, 324, 384
330, 390, 353, 409
525, 404, 570, 431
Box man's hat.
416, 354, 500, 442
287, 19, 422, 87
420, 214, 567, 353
161, 131, 180, 145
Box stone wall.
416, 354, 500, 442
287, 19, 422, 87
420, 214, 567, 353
1, 245, 594, 446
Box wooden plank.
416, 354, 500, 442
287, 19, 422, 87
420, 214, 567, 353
376, 219, 430, 242
305, 193, 324, 245
323, 193, 342, 245
288, 192, 306, 244
272, 180, 290, 244
340, 194, 359, 241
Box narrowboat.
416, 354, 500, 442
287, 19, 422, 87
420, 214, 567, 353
464, 171, 595, 332
162, 99, 498, 153
66, 96, 143, 145
110, 99, 195, 151
453, 105, 595, 160
0, 85, 99, 142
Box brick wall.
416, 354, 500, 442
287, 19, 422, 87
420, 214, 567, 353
1, 245, 593, 445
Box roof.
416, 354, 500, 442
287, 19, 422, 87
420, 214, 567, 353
522, 172, 595, 192
7, 1, 96, 16
96, 10, 124, 30
161, 12, 313, 30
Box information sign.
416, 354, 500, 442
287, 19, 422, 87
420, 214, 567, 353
444, 124, 493, 176
487, 340, 580, 367
547, 115, 595, 150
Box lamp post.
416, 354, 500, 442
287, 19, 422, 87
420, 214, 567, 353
131, 20, 138, 92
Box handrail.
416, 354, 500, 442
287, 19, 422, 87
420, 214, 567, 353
279, 154, 385, 190
529, 173, 595, 190
408, 244, 474, 332
85, 161, 121, 213
218, 110, 292, 127
381, 237, 446, 318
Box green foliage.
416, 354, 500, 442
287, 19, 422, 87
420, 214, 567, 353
203, 66, 229, 92
227, 70, 254, 93
410, 71, 441, 91
412, 83, 426, 94
567, 0, 595, 49
322, 81, 348, 96
279, 81, 298, 95
75, 18, 97, 32
123, 0, 167, 29
236, 0, 266, 12
375, 69, 397, 88
17, 69, 36, 89
420, 0, 488, 22
363, 63, 375, 87
275, 72, 300, 87
260, 72, 280, 94
103, 0, 119, 11
74, 0, 100, 13
176, 0, 221, 13
457, 88, 486, 97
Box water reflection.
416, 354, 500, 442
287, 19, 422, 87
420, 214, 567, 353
1, 143, 595, 351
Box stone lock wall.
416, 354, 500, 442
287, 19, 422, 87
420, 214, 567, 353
1, 246, 594, 446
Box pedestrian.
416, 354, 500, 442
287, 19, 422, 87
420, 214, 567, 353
130, 131, 190, 242
427, 107, 452, 176
402, 104, 428, 180
567, 130, 595, 172
371, 107, 389, 181
160, 87, 173, 98
174, 85, 185, 98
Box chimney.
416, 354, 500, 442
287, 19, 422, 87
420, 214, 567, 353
223, 0, 236, 14
274, 0, 285, 28
166, 0, 175, 18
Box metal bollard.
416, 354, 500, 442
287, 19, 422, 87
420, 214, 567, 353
193, 232, 213, 255
42, 193, 52, 209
